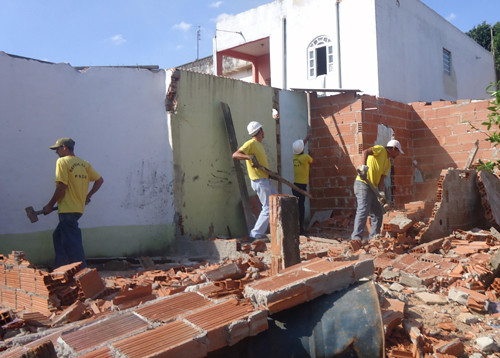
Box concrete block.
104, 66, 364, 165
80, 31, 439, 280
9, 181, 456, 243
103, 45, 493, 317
457, 312, 480, 324
380, 267, 400, 282
353, 258, 375, 280
415, 292, 447, 305
475, 336, 499, 353
447, 287, 470, 305
399, 271, 425, 288
388, 216, 414, 233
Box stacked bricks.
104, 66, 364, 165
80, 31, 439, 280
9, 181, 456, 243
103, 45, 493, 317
0, 253, 104, 316
308, 91, 361, 213
0, 251, 56, 315
410, 99, 495, 180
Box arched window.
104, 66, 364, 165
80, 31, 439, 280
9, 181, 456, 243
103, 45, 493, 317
307, 36, 334, 78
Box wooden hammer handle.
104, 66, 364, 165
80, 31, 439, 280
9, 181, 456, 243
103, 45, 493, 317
256, 164, 313, 199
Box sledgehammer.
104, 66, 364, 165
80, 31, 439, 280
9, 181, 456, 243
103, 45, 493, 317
356, 168, 390, 213
25, 206, 57, 223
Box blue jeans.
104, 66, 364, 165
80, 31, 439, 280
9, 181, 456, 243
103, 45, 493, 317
250, 178, 278, 239
351, 180, 383, 240
53, 213, 87, 268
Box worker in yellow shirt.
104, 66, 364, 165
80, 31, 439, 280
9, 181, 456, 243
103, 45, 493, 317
44, 138, 103, 268
292, 134, 313, 235
233, 122, 278, 240
351, 139, 404, 240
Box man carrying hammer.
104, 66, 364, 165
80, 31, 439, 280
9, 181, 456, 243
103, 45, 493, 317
351, 139, 404, 241
43, 138, 103, 268
233, 121, 278, 241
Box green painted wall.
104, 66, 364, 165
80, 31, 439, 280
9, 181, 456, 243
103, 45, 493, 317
171, 71, 276, 239
0, 224, 175, 266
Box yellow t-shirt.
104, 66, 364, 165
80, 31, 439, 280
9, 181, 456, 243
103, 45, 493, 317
55, 156, 101, 213
239, 138, 270, 180
293, 153, 313, 184
357, 145, 391, 187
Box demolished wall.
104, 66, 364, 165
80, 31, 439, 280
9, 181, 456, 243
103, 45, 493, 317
419, 169, 488, 243
308, 92, 498, 232
411, 99, 497, 201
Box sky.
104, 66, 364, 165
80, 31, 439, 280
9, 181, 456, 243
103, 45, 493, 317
0, 0, 499, 69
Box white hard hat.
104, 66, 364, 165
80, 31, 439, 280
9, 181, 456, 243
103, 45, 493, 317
247, 121, 263, 136
386, 139, 404, 154
293, 140, 304, 154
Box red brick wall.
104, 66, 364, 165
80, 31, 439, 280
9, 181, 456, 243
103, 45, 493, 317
361, 96, 413, 204
308, 93, 496, 220
410, 99, 495, 179
309, 92, 360, 215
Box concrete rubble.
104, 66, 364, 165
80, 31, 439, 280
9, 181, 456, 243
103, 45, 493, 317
0, 169, 499, 357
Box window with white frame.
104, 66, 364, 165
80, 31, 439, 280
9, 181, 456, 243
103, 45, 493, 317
308, 36, 334, 78
443, 48, 451, 75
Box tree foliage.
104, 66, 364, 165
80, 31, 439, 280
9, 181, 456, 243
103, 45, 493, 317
476, 81, 500, 172
466, 21, 500, 80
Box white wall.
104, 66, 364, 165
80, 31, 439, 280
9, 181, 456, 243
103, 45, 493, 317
216, 0, 340, 91
339, 0, 380, 95
0, 52, 174, 262
279, 90, 310, 194
215, 0, 495, 103
375, 0, 495, 102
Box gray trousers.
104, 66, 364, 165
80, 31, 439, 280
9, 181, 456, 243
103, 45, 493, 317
351, 180, 384, 240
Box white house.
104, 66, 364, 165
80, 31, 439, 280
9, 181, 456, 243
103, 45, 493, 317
213, 0, 495, 103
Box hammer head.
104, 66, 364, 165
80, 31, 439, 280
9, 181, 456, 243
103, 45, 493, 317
25, 206, 39, 223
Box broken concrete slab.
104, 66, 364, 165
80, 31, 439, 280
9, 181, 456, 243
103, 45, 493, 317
244, 258, 374, 314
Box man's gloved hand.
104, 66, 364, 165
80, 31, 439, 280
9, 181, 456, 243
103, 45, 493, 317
250, 154, 260, 168
358, 164, 369, 177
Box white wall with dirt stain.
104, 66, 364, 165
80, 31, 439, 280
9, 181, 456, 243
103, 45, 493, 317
0, 51, 175, 265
